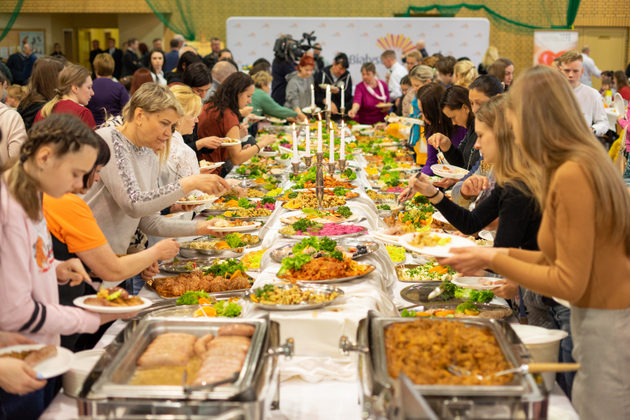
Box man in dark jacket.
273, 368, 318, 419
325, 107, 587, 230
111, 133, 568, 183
105, 38, 123, 79
89, 40, 103, 76
314, 53, 352, 112
7, 43, 36, 85
121, 38, 142, 78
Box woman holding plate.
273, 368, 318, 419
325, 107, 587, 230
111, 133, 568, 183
197, 72, 277, 176
441, 66, 630, 420
347, 62, 390, 124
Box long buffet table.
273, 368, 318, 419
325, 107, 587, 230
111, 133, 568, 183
43, 135, 579, 419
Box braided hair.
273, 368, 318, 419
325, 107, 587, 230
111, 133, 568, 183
5, 114, 101, 220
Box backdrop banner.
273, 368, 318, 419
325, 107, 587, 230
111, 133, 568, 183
226, 17, 489, 85
533, 30, 578, 65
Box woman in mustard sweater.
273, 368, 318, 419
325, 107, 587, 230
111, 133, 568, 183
442, 66, 630, 420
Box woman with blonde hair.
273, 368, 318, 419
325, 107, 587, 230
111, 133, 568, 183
84, 83, 230, 257
478, 46, 499, 75
442, 65, 630, 419
453, 60, 478, 88
403, 64, 434, 117
33, 64, 95, 128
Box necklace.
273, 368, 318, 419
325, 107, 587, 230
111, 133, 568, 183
365, 81, 387, 102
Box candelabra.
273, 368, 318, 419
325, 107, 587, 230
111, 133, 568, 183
315, 152, 325, 210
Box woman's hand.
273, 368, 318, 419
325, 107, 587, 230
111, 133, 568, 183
427, 133, 452, 152
0, 332, 36, 348
169, 203, 198, 212
491, 279, 519, 300
150, 238, 180, 261
183, 174, 230, 196
198, 136, 223, 150
239, 123, 249, 139
438, 247, 507, 275
195, 221, 227, 237
56, 258, 90, 287
240, 106, 253, 117
258, 134, 277, 148
398, 187, 414, 204
461, 175, 489, 199
347, 108, 357, 118
296, 110, 308, 122
140, 261, 159, 283
0, 358, 46, 395
433, 177, 457, 189
409, 173, 439, 197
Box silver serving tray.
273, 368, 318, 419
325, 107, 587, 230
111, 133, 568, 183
400, 302, 513, 320
88, 317, 268, 401
269, 240, 379, 263
159, 258, 216, 274
284, 264, 376, 285
244, 284, 344, 311
369, 316, 537, 397
145, 274, 254, 300
279, 228, 367, 240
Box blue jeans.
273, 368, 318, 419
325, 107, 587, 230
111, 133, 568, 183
549, 304, 575, 398
124, 274, 145, 295
0, 378, 57, 420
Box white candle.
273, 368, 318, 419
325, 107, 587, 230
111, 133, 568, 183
292, 123, 299, 162
310, 84, 315, 109
317, 115, 323, 153
340, 120, 345, 160
305, 125, 311, 155
329, 122, 335, 163
341, 85, 345, 110
322, 72, 325, 84
325, 85, 331, 112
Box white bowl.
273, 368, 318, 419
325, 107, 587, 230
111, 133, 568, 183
62, 349, 105, 398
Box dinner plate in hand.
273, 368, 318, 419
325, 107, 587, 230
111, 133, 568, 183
219, 138, 241, 147
430, 164, 468, 179
244, 284, 344, 311
0, 344, 74, 379
246, 114, 265, 122
614, 93, 625, 117
73, 295, 153, 313
401, 232, 476, 258
200, 161, 225, 170
175, 197, 216, 206
207, 221, 262, 232
451, 276, 504, 290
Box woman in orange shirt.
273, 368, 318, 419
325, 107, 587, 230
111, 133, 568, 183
442, 66, 630, 420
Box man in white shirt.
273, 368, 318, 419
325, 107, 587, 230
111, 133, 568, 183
579, 45, 601, 87
380, 49, 407, 101
559, 50, 609, 136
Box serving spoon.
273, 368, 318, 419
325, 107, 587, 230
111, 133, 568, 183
447, 362, 580, 381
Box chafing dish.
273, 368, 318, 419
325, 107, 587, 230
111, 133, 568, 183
339, 311, 547, 420
78, 315, 293, 419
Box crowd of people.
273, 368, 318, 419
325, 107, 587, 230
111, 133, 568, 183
0, 31, 629, 420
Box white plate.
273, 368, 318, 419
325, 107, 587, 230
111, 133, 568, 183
206, 221, 263, 232
302, 106, 321, 114
376, 102, 392, 108
220, 139, 241, 147
0, 344, 75, 379
401, 232, 476, 258
200, 161, 225, 170
267, 117, 286, 124
246, 114, 265, 122
351, 124, 371, 132
175, 196, 216, 206
430, 164, 468, 179
431, 211, 448, 224
73, 295, 153, 313
614, 93, 625, 117
451, 276, 503, 290
478, 230, 495, 241
280, 209, 358, 224
259, 150, 277, 157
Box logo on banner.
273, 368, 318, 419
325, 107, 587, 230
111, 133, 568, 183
376, 33, 417, 55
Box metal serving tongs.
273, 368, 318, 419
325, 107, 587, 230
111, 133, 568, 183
448, 362, 581, 381
182, 370, 240, 396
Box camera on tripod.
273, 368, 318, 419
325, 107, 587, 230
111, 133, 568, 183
273, 31, 316, 62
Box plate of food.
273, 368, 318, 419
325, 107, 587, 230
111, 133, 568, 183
376, 102, 393, 109
241, 249, 266, 271
219, 137, 241, 147
245, 114, 265, 122
279, 220, 366, 239
401, 231, 476, 258
281, 193, 347, 210
159, 257, 215, 274
280, 207, 357, 224
205, 218, 262, 232
451, 276, 504, 290
267, 117, 286, 124
258, 147, 278, 157
199, 160, 225, 170
430, 164, 468, 179
73, 287, 152, 313
222, 207, 273, 220
0, 344, 74, 378
270, 239, 379, 263
175, 193, 216, 206
179, 233, 261, 256
400, 302, 512, 319
302, 106, 321, 114
245, 283, 344, 311
395, 262, 456, 283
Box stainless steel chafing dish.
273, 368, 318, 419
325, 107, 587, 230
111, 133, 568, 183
339, 311, 548, 420
77, 315, 293, 419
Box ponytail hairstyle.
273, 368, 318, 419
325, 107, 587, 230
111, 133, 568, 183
6, 114, 101, 220
39, 64, 90, 119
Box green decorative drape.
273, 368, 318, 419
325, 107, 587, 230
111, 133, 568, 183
144, 0, 196, 41
0, 0, 25, 42
402, 1, 581, 30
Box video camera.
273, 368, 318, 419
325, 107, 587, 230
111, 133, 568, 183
273, 31, 316, 62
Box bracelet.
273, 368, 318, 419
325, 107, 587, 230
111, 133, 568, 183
254, 144, 260, 152
426, 189, 440, 199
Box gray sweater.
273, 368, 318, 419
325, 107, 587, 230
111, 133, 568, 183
84, 127, 197, 254
284, 71, 313, 110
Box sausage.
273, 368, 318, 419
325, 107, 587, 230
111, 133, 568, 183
193, 334, 215, 358
24, 345, 57, 367
217, 324, 255, 337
